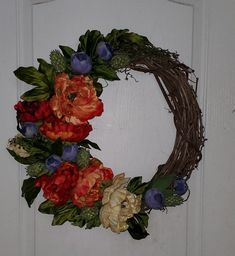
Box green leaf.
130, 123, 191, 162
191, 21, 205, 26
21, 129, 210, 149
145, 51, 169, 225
93, 64, 119, 81
52, 202, 79, 225
79, 207, 99, 221
105, 29, 129, 45
135, 212, 149, 228
59, 45, 75, 59
150, 175, 175, 192
127, 215, 149, 240
106, 29, 149, 46
18, 138, 49, 157
127, 177, 142, 192
21, 178, 41, 207
24, 146, 46, 156
127, 177, 149, 195
51, 138, 63, 156
133, 182, 149, 195
71, 204, 101, 229
7, 136, 50, 164
20, 87, 50, 101
105, 29, 150, 53
12, 135, 50, 161
85, 218, 101, 229
38, 200, 55, 214
124, 32, 149, 45
32, 135, 56, 153
93, 82, 103, 97
7, 148, 39, 165
26, 162, 49, 177
14, 67, 48, 88
79, 139, 101, 150
78, 30, 103, 57
76, 148, 90, 169
72, 217, 86, 228
37, 58, 55, 86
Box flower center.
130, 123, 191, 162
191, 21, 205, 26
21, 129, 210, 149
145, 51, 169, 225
67, 92, 77, 101
121, 201, 127, 208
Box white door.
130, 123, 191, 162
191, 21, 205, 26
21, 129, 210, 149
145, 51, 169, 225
1, 0, 199, 255
1, 0, 234, 256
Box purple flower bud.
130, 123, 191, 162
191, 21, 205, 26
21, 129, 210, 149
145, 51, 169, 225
71, 52, 92, 74
96, 41, 113, 61
174, 177, 188, 196
45, 154, 62, 173
20, 122, 38, 138
144, 188, 164, 210
61, 144, 79, 162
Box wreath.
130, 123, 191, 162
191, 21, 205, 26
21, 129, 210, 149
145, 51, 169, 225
7, 29, 205, 240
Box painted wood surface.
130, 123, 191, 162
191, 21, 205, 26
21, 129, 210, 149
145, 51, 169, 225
0, 0, 234, 256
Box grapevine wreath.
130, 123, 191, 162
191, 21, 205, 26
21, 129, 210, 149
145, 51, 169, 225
7, 29, 205, 240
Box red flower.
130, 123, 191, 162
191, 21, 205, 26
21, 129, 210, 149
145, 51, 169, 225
35, 162, 79, 205
14, 100, 52, 122
35, 159, 113, 207
50, 73, 103, 125
39, 116, 92, 142
71, 159, 113, 208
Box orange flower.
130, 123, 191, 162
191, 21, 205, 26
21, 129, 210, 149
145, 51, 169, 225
50, 73, 103, 125
39, 116, 92, 142
72, 159, 113, 208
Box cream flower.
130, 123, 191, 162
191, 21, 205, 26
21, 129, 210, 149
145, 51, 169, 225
100, 173, 142, 233
7, 135, 30, 158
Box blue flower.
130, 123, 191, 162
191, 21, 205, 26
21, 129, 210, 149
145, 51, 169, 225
144, 188, 164, 210
174, 177, 188, 196
61, 144, 79, 162
96, 41, 113, 61
20, 122, 38, 138
71, 52, 92, 74
45, 154, 62, 173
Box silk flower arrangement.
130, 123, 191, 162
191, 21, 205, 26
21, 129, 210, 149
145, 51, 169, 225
7, 29, 205, 240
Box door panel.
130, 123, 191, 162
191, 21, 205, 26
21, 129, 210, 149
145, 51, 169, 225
2, 1, 235, 256
24, 0, 193, 255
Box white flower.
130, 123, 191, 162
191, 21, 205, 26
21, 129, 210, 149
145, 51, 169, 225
100, 173, 142, 233
7, 135, 30, 158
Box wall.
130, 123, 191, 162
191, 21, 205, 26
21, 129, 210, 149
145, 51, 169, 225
0, 1, 20, 256
202, 0, 235, 255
